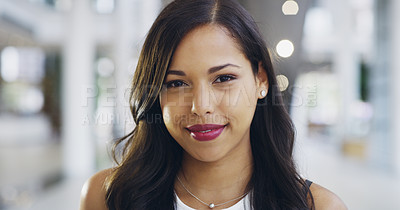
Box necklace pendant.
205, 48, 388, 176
209, 203, 215, 208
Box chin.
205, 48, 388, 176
189, 148, 228, 163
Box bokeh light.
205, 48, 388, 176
1, 47, 19, 82
276, 39, 295, 58
276, 74, 290, 91
282, 0, 299, 15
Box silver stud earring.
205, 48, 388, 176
260, 90, 266, 97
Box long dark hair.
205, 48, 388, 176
105, 0, 314, 209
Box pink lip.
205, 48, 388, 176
186, 124, 226, 141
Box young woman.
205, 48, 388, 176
80, 0, 347, 209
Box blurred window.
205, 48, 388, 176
0, 47, 45, 114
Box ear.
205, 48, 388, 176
255, 62, 269, 98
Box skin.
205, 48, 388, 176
80, 24, 347, 210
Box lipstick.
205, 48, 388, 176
186, 124, 226, 141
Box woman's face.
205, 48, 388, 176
159, 24, 268, 162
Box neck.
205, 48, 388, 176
176, 137, 253, 206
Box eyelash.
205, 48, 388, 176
164, 74, 237, 88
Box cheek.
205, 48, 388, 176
160, 100, 188, 129
161, 105, 190, 146
222, 82, 258, 110
160, 94, 173, 126
219, 83, 258, 126
161, 105, 180, 127
160, 106, 181, 140
161, 106, 173, 126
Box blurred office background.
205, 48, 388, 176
0, 0, 399, 209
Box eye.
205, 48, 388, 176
214, 75, 236, 83
165, 80, 187, 88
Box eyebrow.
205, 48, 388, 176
166, 63, 240, 76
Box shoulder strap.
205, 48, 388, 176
305, 179, 313, 189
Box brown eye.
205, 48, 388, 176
165, 80, 187, 88
214, 75, 236, 83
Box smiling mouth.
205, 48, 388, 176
185, 124, 227, 141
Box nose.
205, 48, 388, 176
191, 84, 215, 116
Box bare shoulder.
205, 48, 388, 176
80, 168, 114, 210
309, 182, 347, 210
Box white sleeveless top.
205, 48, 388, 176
175, 192, 252, 210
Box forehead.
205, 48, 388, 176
169, 24, 246, 69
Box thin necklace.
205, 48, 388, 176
176, 176, 249, 209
